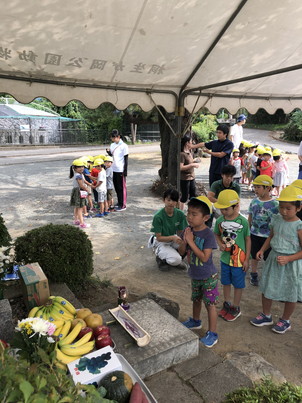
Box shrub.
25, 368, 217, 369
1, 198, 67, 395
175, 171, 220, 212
14, 224, 93, 287
0, 213, 11, 248
223, 378, 302, 402
283, 110, 302, 142
0, 347, 106, 402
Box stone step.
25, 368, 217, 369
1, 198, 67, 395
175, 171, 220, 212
101, 298, 199, 379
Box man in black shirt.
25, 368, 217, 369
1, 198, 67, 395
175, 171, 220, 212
190, 124, 234, 186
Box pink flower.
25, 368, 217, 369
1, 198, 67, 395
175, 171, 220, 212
47, 322, 56, 336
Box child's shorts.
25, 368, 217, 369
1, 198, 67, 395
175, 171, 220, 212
97, 190, 107, 203
191, 274, 219, 305
250, 234, 271, 260
220, 261, 246, 289
107, 188, 113, 201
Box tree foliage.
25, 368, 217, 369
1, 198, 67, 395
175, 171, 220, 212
192, 113, 217, 142
282, 110, 302, 142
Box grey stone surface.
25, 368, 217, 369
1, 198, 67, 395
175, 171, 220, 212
0, 299, 14, 342
49, 283, 83, 309
189, 360, 253, 403
101, 298, 199, 379
145, 370, 203, 403
143, 292, 180, 318
225, 351, 287, 384
173, 347, 223, 381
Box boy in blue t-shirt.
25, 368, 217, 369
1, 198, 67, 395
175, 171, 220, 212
180, 196, 219, 348
248, 175, 279, 286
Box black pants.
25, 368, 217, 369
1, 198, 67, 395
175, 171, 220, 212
180, 179, 196, 203
113, 172, 127, 208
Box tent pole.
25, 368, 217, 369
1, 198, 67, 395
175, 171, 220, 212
176, 104, 185, 194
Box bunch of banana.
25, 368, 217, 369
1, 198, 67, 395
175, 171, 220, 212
54, 321, 95, 367
27, 295, 76, 323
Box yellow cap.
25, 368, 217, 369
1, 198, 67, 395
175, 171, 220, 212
233, 148, 240, 153
291, 179, 302, 191
252, 175, 273, 186
264, 146, 272, 151
277, 186, 302, 202
272, 149, 281, 157
72, 159, 85, 167
214, 189, 240, 209
104, 156, 113, 162
93, 158, 104, 166
191, 196, 213, 214
78, 157, 89, 167
94, 154, 106, 162
256, 146, 265, 154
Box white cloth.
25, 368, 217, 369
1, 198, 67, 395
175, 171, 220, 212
110, 140, 129, 172
97, 169, 107, 192
231, 124, 243, 149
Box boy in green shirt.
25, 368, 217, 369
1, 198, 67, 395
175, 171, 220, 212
149, 189, 188, 271
214, 190, 251, 321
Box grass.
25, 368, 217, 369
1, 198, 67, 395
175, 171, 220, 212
223, 379, 302, 403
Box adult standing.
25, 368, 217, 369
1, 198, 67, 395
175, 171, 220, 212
298, 140, 302, 179
106, 129, 128, 211
190, 124, 234, 187
179, 134, 200, 210
230, 114, 247, 149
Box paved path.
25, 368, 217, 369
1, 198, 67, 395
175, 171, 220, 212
0, 131, 300, 402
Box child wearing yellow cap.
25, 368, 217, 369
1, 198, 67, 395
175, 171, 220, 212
213, 190, 251, 322
250, 186, 302, 333
272, 151, 289, 197
248, 175, 279, 286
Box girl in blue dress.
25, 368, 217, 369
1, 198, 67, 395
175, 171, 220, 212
250, 186, 302, 334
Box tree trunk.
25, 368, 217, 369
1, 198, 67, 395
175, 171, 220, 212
130, 123, 137, 145
157, 107, 190, 188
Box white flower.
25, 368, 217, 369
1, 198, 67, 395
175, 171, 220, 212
31, 318, 49, 336
47, 337, 56, 343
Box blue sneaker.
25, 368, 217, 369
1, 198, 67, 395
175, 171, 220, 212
182, 317, 202, 330
200, 331, 218, 348
250, 313, 273, 327
272, 318, 291, 334
95, 213, 104, 217
103, 212, 110, 216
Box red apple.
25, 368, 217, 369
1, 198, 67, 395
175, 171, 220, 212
95, 334, 113, 350
77, 327, 94, 341
93, 325, 111, 338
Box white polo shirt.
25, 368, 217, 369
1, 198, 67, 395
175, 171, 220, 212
230, 124, 243, 149
110, 140, 129, 173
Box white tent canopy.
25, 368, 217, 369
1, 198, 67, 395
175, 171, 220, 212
1, 0, 302, 114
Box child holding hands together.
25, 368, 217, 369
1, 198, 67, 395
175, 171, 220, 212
250, 186, 302, 334
181, 196, 219, 348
